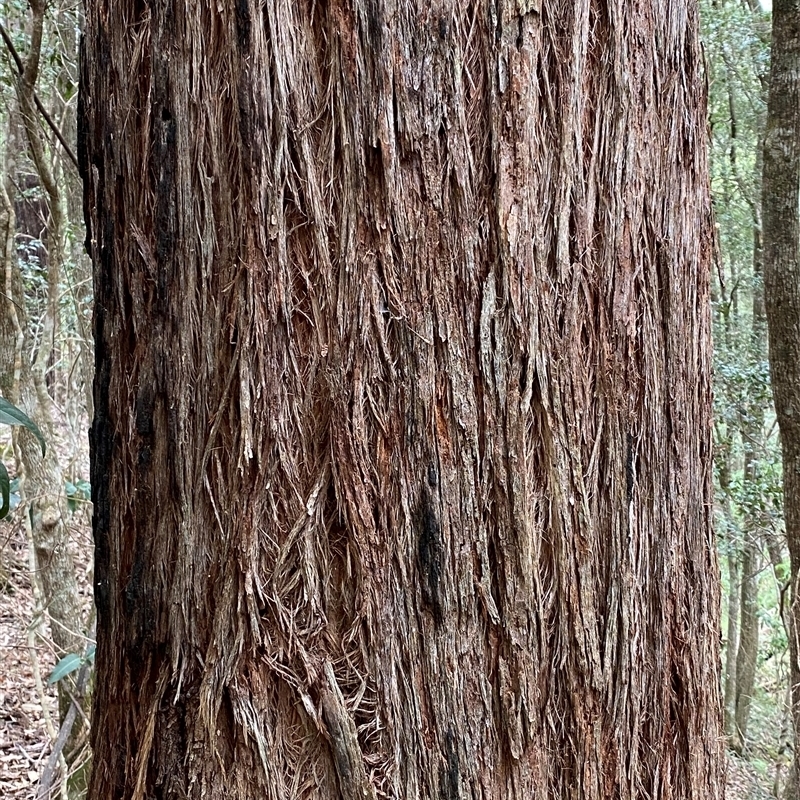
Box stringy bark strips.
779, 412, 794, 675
81, 1, 723, 798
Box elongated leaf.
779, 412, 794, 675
0, 398, 45, 455
47, 653, 82, 685
85, 644, 96, 663
0, 461, 8, 520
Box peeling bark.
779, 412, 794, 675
82, 1, 723, 798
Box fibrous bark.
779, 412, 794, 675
81, 1, 723, 798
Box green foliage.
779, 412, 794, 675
47, 653, 81, 684
65, 478, 91, 512
704, 0, 769, 248
0, 461, 9, 519
47, 643, 95, 686
703, 0, 780, 540
702, 0, 796, 787
0, 397, 45, 455
0, 397, 45, 519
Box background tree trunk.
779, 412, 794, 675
762, 0, 800, 794
733, 224, 768, 752
723, 506, 742, 740
81, 1, 723, 798
733, 538, 761, 750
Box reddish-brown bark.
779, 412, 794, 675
81, 1, 723, 797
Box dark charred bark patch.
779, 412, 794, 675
364, 0, 383, 53
238, 74, 253, 170
89, 302, 112, 622
150, 692, 191, 799
438, 728, 460, 800
416, 484, 444, 627
88, 172, 115, 625
136, 383, 155, 436
625, 433, 634, 504
125, 546, 157, 652
153, 111, 176, 293
235, 0, 251, 52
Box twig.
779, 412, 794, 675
0, 21, 79, 170
37, 660, 92, 800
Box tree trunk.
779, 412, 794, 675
733, 538, 760, 751
733, 209, 768, 753
81, 1, 723, 798
718, 436, 741, 741
724, 537, 741, 740
762, 1, 800, 794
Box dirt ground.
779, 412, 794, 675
0, 519, 56, 800
1, 506, 92, 800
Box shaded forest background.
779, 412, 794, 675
0, 0, 788, 797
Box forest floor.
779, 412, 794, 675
0, 506, 92, 800
0, 512, 783, 799
0, 518, 56, 800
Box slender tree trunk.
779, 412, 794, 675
714, 215, 740, 745
725, 543, 742, 739
81, 1, 723, 798
762, 0, 800, 795
734, 198, 768, 753
718, 440, 742, 741
734, 539, 761, 751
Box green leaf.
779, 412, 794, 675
65, 480, 90, 512
0, 398, 45, 456
47, 653, 82, 685
0, 461, 8, 520
85, 644, 96, 663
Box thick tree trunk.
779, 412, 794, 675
762, 1, 800, 794
81, 1, 723, 798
